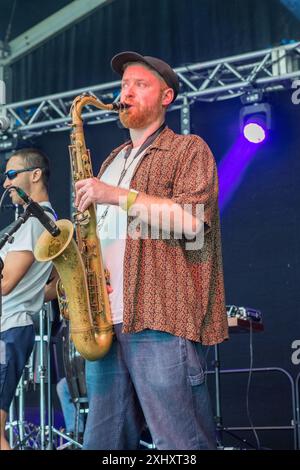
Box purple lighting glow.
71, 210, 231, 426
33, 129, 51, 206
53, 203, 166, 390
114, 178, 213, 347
219, 102, 270, 212
218, 135, 261, 212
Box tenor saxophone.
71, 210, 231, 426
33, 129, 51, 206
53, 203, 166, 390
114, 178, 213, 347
34, 93, 126, 361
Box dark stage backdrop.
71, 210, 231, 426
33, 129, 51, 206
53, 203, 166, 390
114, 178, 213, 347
192, 90, 300, 450
0, 90, 299, 449
1, 0, 299, 102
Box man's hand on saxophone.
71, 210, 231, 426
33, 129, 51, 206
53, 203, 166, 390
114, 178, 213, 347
74, 177, 129, 213
75, 176, 202, 238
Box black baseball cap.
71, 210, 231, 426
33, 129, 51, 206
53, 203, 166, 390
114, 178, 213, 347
111, 51, 179, 102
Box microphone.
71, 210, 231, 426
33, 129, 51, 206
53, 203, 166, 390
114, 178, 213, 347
14, 187, 61, 237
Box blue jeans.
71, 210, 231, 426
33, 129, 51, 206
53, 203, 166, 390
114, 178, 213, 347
0, 325, 35, 413
56, 377, 84, 433
83, 325, 216, 450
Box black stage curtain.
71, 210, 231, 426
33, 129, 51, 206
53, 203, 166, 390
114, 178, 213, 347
9, 0, 300, 102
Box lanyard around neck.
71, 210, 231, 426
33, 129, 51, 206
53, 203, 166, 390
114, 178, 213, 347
97, 122, 166, 232
118, 122, 166, 187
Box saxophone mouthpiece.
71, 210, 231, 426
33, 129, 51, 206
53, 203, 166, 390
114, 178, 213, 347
112, 102, 130, 112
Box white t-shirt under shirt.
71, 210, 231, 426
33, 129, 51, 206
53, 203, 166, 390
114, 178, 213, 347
97, 145, 145, 325
0, 202, 54, 333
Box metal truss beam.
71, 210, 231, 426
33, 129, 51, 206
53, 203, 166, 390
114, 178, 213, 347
2, 42, 300, 137
0, 0, 112, 66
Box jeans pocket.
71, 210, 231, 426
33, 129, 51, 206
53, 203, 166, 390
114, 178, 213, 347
182, 339, 205, 386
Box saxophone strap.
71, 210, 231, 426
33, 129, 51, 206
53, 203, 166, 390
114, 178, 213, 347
118, 121, 167, 186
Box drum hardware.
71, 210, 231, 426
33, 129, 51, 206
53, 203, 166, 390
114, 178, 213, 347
5, 361, 31, 449
37, 302, 86, 449
54, 321, 88, 447
38, 304, 85, 449
5, 303, 84, 450
39, 302, 53, 449
7, 370, 40, 450
5, 305, 52, 449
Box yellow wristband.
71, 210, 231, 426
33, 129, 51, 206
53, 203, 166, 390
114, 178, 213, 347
122, 189, 139, 212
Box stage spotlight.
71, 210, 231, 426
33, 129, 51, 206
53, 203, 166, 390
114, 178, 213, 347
243, 120, 266, 144
239, 102, 271, 144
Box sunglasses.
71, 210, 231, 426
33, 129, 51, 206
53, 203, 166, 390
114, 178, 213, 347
3, 167, 41, 181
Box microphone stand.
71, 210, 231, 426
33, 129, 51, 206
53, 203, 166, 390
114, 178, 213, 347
0, 207, 31, 320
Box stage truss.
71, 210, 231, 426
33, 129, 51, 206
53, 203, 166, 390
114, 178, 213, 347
1, 41, 300, 139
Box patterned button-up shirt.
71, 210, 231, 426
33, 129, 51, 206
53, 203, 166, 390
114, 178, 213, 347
98, 127, 228, 345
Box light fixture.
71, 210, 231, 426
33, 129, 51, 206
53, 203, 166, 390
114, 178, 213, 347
239, 102, 271, 144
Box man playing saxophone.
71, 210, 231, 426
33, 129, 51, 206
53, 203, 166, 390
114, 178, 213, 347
75, 52, 228, 450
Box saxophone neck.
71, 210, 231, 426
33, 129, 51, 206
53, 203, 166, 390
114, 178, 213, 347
70, 92, 129, 126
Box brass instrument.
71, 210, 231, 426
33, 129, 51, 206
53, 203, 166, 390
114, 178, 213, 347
34, 93, 126, 361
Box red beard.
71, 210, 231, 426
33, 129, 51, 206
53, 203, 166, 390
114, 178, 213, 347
119, 94, 164, 129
